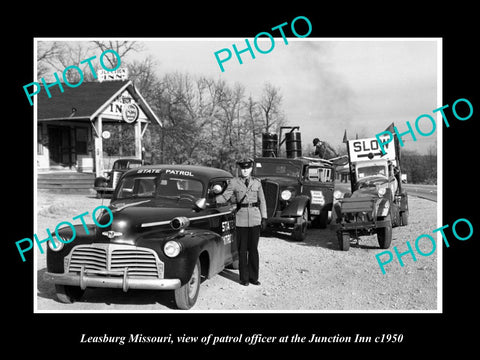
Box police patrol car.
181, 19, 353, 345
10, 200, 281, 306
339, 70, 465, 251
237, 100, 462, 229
44, 165, 237, 310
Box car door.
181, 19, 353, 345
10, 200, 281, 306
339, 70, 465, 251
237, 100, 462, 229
302, 166, 334, 215
207, 178, 237, 271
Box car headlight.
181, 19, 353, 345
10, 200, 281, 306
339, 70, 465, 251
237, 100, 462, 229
164, 241, 182, 258
48, 235, 65, 252
281, 190, 292, 201
378, 200, 390, 217
334, 190, 343, 200
377, 187, 387, 197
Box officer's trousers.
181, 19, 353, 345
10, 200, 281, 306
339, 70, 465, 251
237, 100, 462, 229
236, 226, 260, 283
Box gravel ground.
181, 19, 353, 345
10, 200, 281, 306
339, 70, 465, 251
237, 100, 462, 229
35, 190, 438, 312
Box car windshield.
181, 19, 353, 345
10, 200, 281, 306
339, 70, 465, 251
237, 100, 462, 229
113, 161, 141, 170
254, 161, 301, 177
306, 166, 334, 182
356, 165, 387, 179
115, 173, 204, 200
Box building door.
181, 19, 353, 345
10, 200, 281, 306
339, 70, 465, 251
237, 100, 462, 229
48, 125, 72, 167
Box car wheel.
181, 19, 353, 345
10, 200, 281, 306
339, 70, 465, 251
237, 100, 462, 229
377, 220, 393, 249
337, 231, 350, 251
174, 259, 201, 310
400, 211, 409, 226
55, 285, 85, 304
291, 207, 308, 241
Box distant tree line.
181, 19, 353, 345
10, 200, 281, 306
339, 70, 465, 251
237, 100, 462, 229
400, 148, 437, 184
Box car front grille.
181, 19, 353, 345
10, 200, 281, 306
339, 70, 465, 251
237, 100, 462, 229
67, 244, 164, 278
262, 180, 279, 217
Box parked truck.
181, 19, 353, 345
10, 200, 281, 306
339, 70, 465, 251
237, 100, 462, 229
332, 135, 408, 250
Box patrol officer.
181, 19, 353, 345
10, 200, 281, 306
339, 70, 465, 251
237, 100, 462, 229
216, 158, 267, 286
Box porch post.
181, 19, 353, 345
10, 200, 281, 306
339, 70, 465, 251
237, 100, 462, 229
134, 119, 142, 159
94, 116, 104, 177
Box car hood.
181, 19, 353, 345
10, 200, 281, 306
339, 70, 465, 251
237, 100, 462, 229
259, 176, 300, 188
95, 198, 205, 242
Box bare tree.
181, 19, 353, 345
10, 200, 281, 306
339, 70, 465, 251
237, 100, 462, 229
245, 95, 263, 157
259, 82, 283, 133
91, 41, 143, 69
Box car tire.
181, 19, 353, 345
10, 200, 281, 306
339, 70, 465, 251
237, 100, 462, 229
337, 231, 350, 251
174, 259, 201, 310
291, 207, 308, 241
377, 220, 393, 249
55, 285, 85, 304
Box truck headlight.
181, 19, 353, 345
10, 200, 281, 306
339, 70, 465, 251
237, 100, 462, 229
377, 187, 387, 197
334, 190, 343, 200
281, 190, 292, 201
48, 235, 65, 252
164, 241, 182, 258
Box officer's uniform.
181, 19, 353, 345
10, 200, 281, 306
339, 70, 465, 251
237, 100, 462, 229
216, 159, 267, 286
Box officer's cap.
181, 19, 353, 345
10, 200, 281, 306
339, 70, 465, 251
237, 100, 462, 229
313, 138, 320, 145
237, 157, 254, 169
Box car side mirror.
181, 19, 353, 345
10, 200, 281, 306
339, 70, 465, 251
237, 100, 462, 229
193, 198, 207, 211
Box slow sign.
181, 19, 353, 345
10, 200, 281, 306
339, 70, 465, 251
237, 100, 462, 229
348, 136, 396, 162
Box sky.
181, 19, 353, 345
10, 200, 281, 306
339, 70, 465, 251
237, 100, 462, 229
37, 37, 440, 155
127, 38, 440, 155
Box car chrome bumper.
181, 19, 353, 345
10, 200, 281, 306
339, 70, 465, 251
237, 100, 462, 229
44, 271, 181, 292
265, 216, 298, 226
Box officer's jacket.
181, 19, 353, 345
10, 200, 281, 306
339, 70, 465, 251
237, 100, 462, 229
216, 176, 267, 227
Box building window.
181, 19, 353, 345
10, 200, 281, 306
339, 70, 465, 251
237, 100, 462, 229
75, 127, 88, 155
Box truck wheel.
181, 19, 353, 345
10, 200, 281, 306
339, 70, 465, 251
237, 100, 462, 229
377, 222, 392, 249
174, 259, 201, 310
55, 285, 85, 304
337, 231, 350, 251
400, 211, 409, 226
292, 207, 308, 241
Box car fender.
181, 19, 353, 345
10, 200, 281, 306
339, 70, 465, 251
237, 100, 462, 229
94, 176, 109, 187
282, 195, 310, 217
156, 228, 227, 284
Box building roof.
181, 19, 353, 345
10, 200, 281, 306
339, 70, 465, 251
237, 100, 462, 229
37, 80, 161, 126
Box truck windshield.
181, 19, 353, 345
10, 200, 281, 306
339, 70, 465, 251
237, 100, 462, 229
254, 162, 301, 177
307, 167, 333, 182
115, 174, 204, 200
357, 165, 387, 179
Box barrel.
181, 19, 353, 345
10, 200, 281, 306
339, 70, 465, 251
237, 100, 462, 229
285, 131, 302, 158
262, 133, 278, 157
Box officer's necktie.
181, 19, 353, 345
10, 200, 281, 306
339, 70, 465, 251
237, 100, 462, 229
245, 178, 249, 188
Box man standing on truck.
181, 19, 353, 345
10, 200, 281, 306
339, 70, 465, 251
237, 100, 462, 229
313, 138, 338, 159
216, 158, 267, 286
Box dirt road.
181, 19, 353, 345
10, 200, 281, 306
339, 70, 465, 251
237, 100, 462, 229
35, 191, 438, 312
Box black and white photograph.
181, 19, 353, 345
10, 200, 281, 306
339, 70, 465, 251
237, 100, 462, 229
8, 7, 478, 355
33, 37, 441, 313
